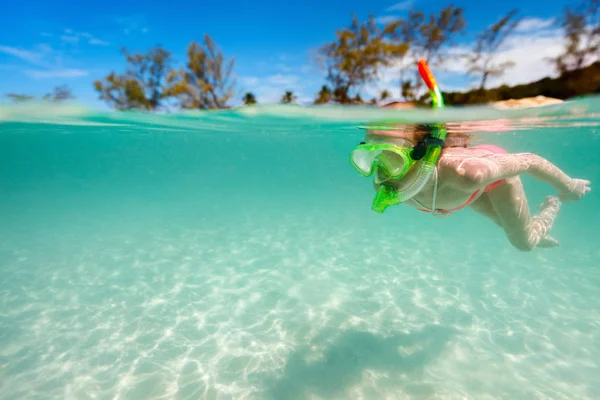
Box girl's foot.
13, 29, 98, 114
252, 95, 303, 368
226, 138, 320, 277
538, 235, 559, 248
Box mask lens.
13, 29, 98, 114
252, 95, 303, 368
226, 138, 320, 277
377, 150, 409, 178
350, 144, 413, 178
350, 147, 378, 175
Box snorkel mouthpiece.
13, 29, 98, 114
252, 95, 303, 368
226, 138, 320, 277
372, 185, 400, 213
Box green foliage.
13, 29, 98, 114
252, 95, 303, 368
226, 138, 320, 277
5, 85, 75, 104
94, 46, 174, 110
82, 3, 600, 110
93, 36, 236, 111
442, 61, 600, 105
379, 89, 391, 101
352, 93, 364, 104
552, 0, 600, 73
399, 5, 466, 100
466, 9, 521, 90
314, 85, 332, 104
165, 35, 236, 109
242, 92, 257, 105
6, 93, 34, 103
316, 14, 408, 103
281, 91, 297, 104
43, 84, 75, 102
415, 6, 466, 65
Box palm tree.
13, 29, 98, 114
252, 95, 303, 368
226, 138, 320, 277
242, 92, 257, 105
43, 84, 75, 102
314, 85, 332, 104
281, 90, 297, 104
379, 89, 391, 102
351, 94, 364, 104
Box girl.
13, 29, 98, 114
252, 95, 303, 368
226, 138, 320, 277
357, 127, 590, 251
350, 61, 591, 252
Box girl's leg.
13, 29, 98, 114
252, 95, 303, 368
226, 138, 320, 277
470, 193, 559, 248
469, 195, 502, 227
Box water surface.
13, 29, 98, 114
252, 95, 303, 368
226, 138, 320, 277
1, 98, 599, 399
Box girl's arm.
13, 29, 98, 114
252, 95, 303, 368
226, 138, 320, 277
447, 153, 590, 201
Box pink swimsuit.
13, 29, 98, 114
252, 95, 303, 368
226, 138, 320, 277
418, 144, 507, 214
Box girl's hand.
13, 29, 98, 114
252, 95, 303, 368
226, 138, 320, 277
559, 178, 591, 203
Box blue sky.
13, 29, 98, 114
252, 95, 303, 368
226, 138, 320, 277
0, 0, 575, 109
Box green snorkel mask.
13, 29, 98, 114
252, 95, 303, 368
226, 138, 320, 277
350, 59, 448, 213
350, 135, 445, 181
350, 142, 417, 180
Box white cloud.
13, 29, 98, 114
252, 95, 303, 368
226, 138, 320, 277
254, 86, 287, 103
436, 29, 571, 88
276, 63, 293, 72
25, 68, 88, 79
476, 35, 564, 87
300, 64, 320, 75
0, 43, 89, 80
386, 0, 412, 11
240, 76, 259, 86
266, 74, 300, 86
60, 35, 80, 45
0, 45, 49, 65
515, 17, 555, 33
361, 23, 587, 98
58, 30, 109, 46
89, 38, 110, 46
375, 16, 399, 25
115, 15, 149, 35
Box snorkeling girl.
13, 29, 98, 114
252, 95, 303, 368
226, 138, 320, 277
350, 60, 591, 252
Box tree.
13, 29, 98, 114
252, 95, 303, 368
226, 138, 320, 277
316, 14, 408, 104
94, 46, 174, 110
43, 84, 75, 102
165, 35, 237, 109
351, 93, 364, 104
400, 80, 416, 101
379, 89, 391, 102
314, 85, 332, 104
416, 6, 466, 65
398, 6, 466, 100
466, 10, 521, 90
5, 94, 34, 103
242, 92, 257, 105
281, 90, 297, 103
552, 0, 600, 73
5, 85, 74, 104
442, 60, 600, 104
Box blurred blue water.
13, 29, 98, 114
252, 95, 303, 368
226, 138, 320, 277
1, 99, 599, 399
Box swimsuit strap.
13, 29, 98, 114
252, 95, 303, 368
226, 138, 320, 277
431, 166, 438, 212
416, 165, 481, 215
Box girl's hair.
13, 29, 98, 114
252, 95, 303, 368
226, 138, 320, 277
411, 125, 473, 148
367, 124, 476, 149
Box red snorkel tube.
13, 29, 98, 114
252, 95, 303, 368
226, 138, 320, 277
418, 59, 445, 109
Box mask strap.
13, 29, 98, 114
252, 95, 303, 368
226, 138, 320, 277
411, 135, 445, 160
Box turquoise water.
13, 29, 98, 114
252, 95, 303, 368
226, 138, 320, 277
1, 99, 599, 400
